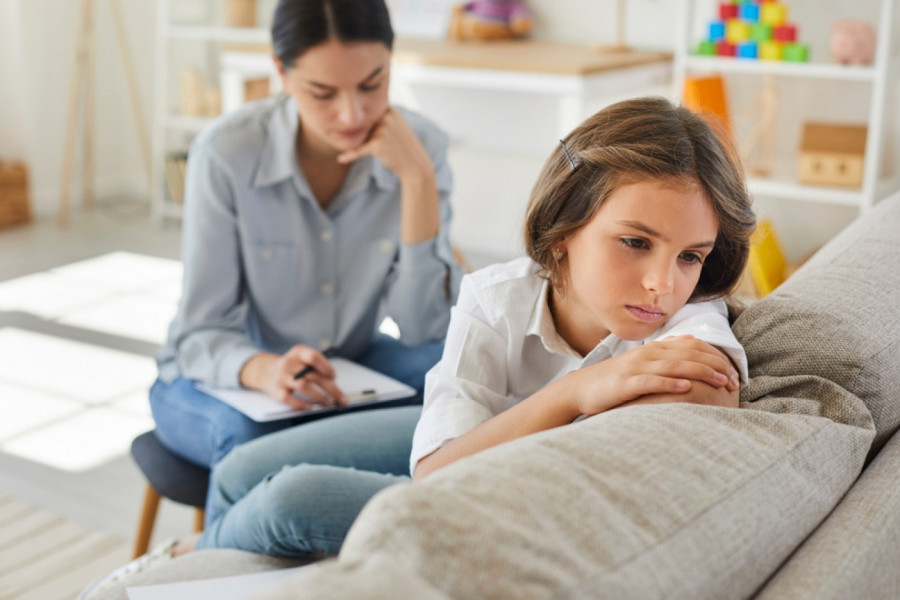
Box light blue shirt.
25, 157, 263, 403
157, 95, 463, 388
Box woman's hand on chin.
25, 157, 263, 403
336, 108, 433, 183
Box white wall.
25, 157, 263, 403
2, 0, 895, 264
2, 0, 156, 216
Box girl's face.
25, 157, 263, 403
553, 179, 719, 355
276, 38, 391, 156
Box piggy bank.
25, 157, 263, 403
830, 20, 876, 66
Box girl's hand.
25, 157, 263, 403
570, 335, 740, 416
239, 346, 346, 410
336, 108, 432, 183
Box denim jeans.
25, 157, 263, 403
149, 335, 443, 469
195, 405, 419, 556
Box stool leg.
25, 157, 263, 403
134, 484, 161, 558
193, 508, 205, 533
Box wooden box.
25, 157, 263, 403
225, 0, 256, 28
798, 122, 867, 188
0, 161, 32, 229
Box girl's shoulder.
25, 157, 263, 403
458, 257, 543, 320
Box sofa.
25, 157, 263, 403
95, 193, 900, 599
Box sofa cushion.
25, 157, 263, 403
734, 195, 900, 456
252, 404, 872, 599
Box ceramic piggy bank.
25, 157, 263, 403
830, 20, 876, 66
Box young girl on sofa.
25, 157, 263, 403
412, 96, 756, 478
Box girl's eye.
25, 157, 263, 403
680, 252, 704, 265
311, 91, 336, 101
620, 237, 648, 250
360, 80, 383, 92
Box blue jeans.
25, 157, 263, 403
149, 335, 442, 469
195, 405, 419, 557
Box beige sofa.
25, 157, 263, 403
97, 194, 900, 599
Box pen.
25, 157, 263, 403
292, 348, 336, 380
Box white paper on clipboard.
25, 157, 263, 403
196, 358, 416, 422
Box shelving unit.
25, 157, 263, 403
673, 0, 899, 213
151, 0, 274, 224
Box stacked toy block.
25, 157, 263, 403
697, 1, 809, 62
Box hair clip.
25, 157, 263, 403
559, 139, 578, 171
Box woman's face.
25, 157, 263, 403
277, 38, 391, 156
553, 179, 719, 355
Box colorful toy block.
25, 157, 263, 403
760, 2, 787, 26
698, 40, 717, 55
740, 3, 760, 23
772, 24, 796, 42
782, 42, 809, 62
726, 19, 751, 44
716, 41, 737, 56
720, 3, 739, 20
695, 1, 808, 62
737, 41, 759, 58
750, 23, 772, 41
759, 40, 783, 60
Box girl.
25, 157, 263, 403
150, 0, 463, 481
412, 96, 755, 479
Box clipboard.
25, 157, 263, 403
196, 358, 416, 422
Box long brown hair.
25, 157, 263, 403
524, 96, 755, 301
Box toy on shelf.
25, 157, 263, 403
798, 121, 867, 188
830, 20, 876, 66
696, 1, 809, 62
682, 74, 732, 135
448, 0, 533, 41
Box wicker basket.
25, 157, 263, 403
0, 161, 31, 229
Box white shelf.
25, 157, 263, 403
165, 25, 270, 45
673, 0, 897, 214
683, 56, 877, 82
747, 177, 866, 207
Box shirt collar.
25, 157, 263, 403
526, 278, 583, 358
526, 277, 629, 362
252, 95, 400, 197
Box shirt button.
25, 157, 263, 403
318, 338, 332, 350
320, 282, 334, 296
380, 240, 393, 254
261, 249, 271, 260
320, 229, 333, 242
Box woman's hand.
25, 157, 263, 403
336, 108, 432, 181
570, 335, 740, 417
337, 108, 440, 245
239, 346, 346, 410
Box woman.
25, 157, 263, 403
151, 0, 463, 474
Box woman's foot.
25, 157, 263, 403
173, 532, 200, 557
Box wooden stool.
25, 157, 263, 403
130, 431, 210, 558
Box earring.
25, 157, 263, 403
552, 248, 564, 262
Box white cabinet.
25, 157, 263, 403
151, 0, 275, 223
673, 0, 899, 213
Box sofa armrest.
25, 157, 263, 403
755, 429, 900, 599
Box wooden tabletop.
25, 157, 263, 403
394, 38, 672, 76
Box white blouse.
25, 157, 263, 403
410, 257, 748, 475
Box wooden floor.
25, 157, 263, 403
0, 493, 131, 600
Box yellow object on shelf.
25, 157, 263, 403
747, 218, 787, 297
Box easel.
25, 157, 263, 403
58, 0, 152, 226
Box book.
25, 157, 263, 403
196, 358, 416, 422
